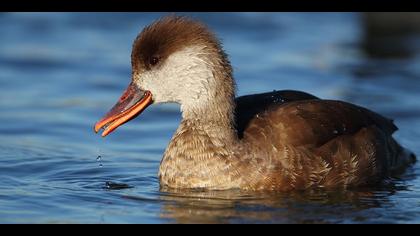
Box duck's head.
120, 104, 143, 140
94, 16, 234, 137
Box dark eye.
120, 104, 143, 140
150, 56, 159, 66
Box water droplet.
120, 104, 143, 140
273, 98, 285, 103
97, 155, 103, 167
333, 130, 338, 134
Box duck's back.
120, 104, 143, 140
235, 90, 319, 138
234, 90, 415, 190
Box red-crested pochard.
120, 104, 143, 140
94, 16, 416, 191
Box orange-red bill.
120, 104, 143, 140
94, 82, 152, 137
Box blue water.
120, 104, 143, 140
1, 12, 420, 223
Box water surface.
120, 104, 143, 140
1, 12, 420, 223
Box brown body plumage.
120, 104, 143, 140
95, 16, 416, 191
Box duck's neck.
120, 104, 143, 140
180, 90, 238, 145
159, 73, 242, 189
178, 59, 238, 147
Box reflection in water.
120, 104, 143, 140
354, 13, 420, 79
361, 12, 420, 60
121, 186, 399, 223
343, 13, 420, 123
161, 189, 397, 223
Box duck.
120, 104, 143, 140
94, 16, 416, 191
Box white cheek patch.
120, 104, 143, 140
135, 46, 216, 110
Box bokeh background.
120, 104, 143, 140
1, 12, 420, 223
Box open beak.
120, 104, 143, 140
94, 82, 152, 137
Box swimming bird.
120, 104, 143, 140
94, 16, 416, 191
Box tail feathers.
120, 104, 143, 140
402, 148, 417, 164
390, 145, 416, 175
